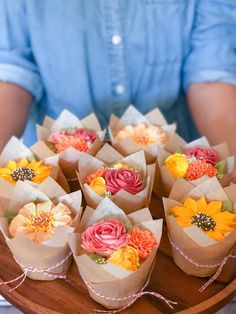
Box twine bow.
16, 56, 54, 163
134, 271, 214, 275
168, 233, 236, 292
0, 252, 72, 292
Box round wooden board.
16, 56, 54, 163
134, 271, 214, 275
0, 194, 235, 314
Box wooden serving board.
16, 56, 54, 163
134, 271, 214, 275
0, 195, 235, 314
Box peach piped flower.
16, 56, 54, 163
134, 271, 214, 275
9, 201, 72, 243
108, 246, 140, 271
0, 159, 52, 185
116, 124, 167, 146
127, 227, 157, 259
165, 153, 189, 178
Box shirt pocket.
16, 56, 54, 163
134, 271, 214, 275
141, 0, 188, 65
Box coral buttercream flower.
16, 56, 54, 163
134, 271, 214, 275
171, 197, 236, 241
186, 159, 217, 180
165, 153, 189, 178
186, 147, 220, 166
81, 218, 128, 256
108, 246, 140, 271
51, 135, 89, 154
128, 227, 157, 259
48, 128, 97, 154
84, 168, 107, 185
105, 168, 144, 195
0, 159, 52, 185
89, 177, 106, 196
9, 201, 72, 243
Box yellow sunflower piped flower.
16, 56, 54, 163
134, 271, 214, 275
0, 159, 52, 185
108, 245, 140, 271
171, 197, 236, 241
165, 153, 189, 178
9, 201, 72, 243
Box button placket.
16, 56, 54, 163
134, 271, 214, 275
104, 0, 129, 110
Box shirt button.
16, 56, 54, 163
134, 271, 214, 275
115, 84, 125, 95
111, 34, 122, 45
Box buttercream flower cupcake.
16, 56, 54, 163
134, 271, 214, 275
68, 197, 163, 309
109, 105, 177, 164
163, 177, 236, 279
157, 136, 235, 196
78, 150, 155, 212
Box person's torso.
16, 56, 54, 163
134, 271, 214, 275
23, 0, 198, 144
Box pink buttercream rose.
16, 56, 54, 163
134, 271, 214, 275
185, 147, 220, 165
81, 218, 128, 256
105, 168, 144, 195
48, 131, 67, 144
74, 128, 97, 143
48, 128, 97, 145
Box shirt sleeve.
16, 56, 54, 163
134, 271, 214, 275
0, 0, 43, 101
183, 0, 236, 90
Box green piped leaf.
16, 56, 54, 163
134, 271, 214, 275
90, 254, 107, 264
222, 201, 234, 213
175, 147, 184, 154
5, 212, 16, 224
215, 160, 226, 178
125, 221, 133, 231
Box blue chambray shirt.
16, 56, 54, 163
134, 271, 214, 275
0, 0, 236, 145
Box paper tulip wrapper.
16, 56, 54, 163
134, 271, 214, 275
157, 136, 234, 195
163, 177, 236, 290
109, 105, 177, 164
0, 177, 82, 289
31, 110, 105, 184
68, 198, 177, 311
77, 149, 155, 212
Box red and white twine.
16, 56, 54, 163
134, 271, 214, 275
0, 252, 72, 292
81, 269, 177, 314
168, 233, 236, 292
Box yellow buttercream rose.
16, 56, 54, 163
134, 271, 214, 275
108, 245, 140, 271
89, 176, 106, 196
165, 153, 189, 178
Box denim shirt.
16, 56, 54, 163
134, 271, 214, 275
0, 0, 236, 145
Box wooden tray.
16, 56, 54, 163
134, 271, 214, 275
0, 194, 235, 314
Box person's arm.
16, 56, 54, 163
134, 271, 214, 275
187, 82, 236, 153
0, 82, 33, 150
0, 1, 43, 149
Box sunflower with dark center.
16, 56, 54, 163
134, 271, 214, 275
0, 158, 52, 184
171, 197, 236, 241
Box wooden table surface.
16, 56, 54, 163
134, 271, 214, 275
0, 194, 235, 314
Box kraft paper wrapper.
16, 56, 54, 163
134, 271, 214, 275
34, 110, 105, 180
163, 177, 236, 278
108, 105, 177, 164
0, 178, 82, 281
77, 149, 155, 212
157, 136, 234, 196
68, 197, 163, 309
0, 136, 70, 193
